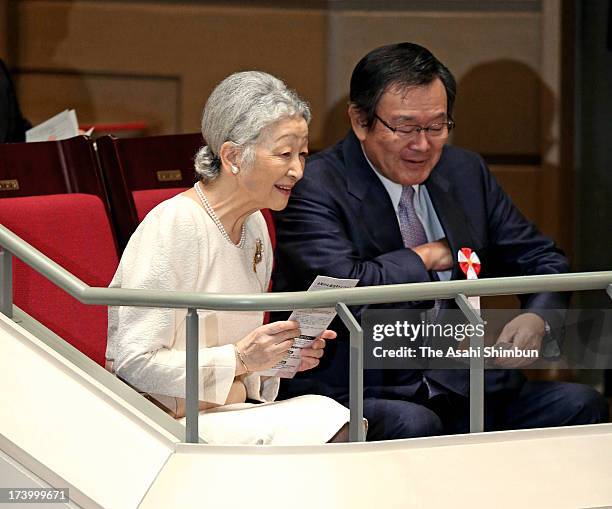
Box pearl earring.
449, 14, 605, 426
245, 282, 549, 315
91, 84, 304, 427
231, 165, 240, 175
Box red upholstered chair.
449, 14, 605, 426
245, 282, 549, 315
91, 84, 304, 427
95, 133, 280, 251
0, 136, 107, 202
0, 194, 119, 365
261, 209, 276, 250
132, 188, 187, 223
95, 133, 204, 249
130, 190, 276, 248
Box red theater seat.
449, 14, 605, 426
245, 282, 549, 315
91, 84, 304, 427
261, 208, 276, 250
96, 133, 203, 249
0, 136, 107, 202
0, 194, 119, 365
95, 133, 279, 252
132, 187, 187, 222
131, 190, 276, 247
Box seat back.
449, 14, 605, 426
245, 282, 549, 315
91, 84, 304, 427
261, 209, 276, 250
0, 136, 106, 199
95, 133, 279, 250
131, 188, 188, 223
96, 133, 203, 249
0, 194, 119, 365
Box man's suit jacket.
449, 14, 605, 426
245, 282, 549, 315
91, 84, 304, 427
0, 59, 30, 143
273, 131, 569, 402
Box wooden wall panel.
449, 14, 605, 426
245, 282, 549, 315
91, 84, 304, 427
13, 2, 552, 156
16, 72, 179, 134
14, 1, 327, 143
490, 165, 539, 221
0, 0, 8, 60
10, 0, 568, 248
325, 11, 542, 150
325, 5, 569, 250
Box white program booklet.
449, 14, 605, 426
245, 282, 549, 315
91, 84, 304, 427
257, 275, 359, 378
25, 109, 81, 142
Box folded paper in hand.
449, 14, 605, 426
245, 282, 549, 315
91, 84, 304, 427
257, 275, 359, 378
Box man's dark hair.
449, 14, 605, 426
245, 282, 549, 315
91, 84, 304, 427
349, 42, 457, 128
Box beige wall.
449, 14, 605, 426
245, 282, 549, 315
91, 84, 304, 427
12, 1, 554, 153
325, 10, 543, 152
8, 0, 570, 249
13, 1, 327, 141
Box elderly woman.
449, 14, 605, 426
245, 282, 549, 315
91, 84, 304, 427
106, 71, 351, 444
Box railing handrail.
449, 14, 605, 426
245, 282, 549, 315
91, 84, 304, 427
2, 222, 612, 443
1, 223, 611, 310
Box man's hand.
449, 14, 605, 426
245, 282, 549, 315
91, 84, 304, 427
493, 312, 545, 368
298, 329, 337, 372
412, 239, 453, 271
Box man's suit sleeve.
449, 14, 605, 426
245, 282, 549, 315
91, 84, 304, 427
274, 158, 432, 294
480, 157, 570, 330
0, 59, 30, 143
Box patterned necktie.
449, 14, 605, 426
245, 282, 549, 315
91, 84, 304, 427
398, 186, 441, 315
398, 186, 427, 248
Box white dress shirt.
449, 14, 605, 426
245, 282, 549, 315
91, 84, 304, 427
361, 147, 452, 281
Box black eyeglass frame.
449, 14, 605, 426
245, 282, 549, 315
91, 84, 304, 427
373, 114, 456, 136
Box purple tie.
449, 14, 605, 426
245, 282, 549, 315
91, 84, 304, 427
398, 186, 441, 313
398, 186, 427, 248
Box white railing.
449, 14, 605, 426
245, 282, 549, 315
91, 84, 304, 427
1, 223, 611, 442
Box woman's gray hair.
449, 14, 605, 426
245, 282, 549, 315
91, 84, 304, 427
194, 71, 311, 183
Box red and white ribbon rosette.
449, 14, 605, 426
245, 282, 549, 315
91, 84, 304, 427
458, 248, 481, 311
458, 248, 481, 280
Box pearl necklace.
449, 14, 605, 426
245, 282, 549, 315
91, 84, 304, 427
194, 183, 246, 247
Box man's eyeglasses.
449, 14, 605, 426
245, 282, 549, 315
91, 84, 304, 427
374, 114, 455, 137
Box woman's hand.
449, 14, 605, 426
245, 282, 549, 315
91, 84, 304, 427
235, 320, 300, 373
298, 329, 337, 372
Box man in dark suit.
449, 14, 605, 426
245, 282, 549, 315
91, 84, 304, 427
273, 42, 608, 440
1, 58, 30, 143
